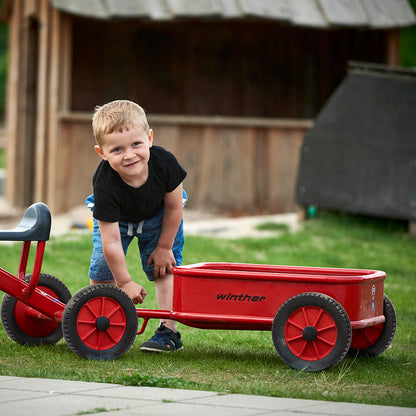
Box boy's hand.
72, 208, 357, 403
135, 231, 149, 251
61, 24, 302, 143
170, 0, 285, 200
118, 280, 147, 304
147, 246, 176, 278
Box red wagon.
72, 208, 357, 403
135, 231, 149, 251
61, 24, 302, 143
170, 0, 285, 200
0, 203, 396, 371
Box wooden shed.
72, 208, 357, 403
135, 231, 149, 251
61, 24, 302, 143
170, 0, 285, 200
1, 0, 415, 215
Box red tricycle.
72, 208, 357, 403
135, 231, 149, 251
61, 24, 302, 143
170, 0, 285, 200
0, 203, 396, 371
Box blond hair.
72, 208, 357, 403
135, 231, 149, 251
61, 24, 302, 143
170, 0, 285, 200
92, 100, 150, 146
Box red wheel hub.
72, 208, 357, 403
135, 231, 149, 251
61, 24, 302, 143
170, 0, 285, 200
76, 296, 127, 350
285, 306, 338, 361
14, 286, 60, 337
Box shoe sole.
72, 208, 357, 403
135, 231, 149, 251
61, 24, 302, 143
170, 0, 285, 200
140, 346, 184, 353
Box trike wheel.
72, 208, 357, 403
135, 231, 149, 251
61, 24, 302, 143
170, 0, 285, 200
272, 292, 351, 371
0, 273, 71, 345
62, 284, 138, 360
349, 294, 396, 357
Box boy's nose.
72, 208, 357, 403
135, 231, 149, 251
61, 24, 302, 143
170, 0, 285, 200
124, 148, 135, 159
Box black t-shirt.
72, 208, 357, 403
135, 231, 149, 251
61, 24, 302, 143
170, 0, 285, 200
93, 146, 186, 222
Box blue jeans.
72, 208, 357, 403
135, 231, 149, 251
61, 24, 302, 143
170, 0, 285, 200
87, 194, 185, 282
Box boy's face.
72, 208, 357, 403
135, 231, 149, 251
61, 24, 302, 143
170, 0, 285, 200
95, 125, 153, 187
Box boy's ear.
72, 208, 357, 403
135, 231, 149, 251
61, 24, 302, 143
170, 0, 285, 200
94, 145, 107, 160
148, 129, 153, 147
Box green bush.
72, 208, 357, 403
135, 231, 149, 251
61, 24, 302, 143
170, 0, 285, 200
401, 0, 416, 67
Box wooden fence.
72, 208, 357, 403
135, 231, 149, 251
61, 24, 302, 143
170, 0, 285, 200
58, 113, 312, 215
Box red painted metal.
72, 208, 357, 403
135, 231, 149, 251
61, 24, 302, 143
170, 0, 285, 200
0, 242, 65, 322
17, 241, 31, 280
350, 315, 385, 329
137, 317, 150, 335
23, 241, 46, 299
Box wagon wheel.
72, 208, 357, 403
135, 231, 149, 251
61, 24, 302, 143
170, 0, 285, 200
349, 294, 396, 357
0, 273, 71, 345
272, 292, 352, 372
62, 284, 138, 360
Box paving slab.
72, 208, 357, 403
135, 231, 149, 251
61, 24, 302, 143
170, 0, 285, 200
0, 376, 115, 393
75, 384, 218, 401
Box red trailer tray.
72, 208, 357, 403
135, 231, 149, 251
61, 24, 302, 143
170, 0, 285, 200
171, 262, 386, 331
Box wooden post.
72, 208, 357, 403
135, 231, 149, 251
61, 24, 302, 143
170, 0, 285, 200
409, 221, 416, 237
33, 0, 51, 202
385, 29, 400, 67
46, 9, 72, 213
4, 0, 22, 206
296, 204, 306, 223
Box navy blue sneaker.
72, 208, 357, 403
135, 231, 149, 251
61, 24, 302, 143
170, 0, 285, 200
140, 323, 183, 353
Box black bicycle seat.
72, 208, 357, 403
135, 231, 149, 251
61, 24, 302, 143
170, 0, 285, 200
0, 202, 51, 242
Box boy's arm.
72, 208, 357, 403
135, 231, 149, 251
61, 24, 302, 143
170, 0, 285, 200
147, 183, 183, 278
98, 220, 147, 304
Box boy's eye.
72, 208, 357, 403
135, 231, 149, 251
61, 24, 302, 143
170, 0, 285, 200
111, 147, 121, 153
133, 142, 141, 147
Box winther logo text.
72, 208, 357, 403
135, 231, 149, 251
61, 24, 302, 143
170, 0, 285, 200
216, 293, 266, 302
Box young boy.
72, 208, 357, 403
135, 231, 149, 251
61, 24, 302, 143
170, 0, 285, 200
87, 100, 186, 352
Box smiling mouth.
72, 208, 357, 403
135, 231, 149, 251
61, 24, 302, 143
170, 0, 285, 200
124, 160, 139, 167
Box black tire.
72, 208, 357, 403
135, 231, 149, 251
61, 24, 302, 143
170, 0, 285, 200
272, 292, 352, 372
62, 284, 138, 360
0, 273, 71, 345
349, 294, 397, 357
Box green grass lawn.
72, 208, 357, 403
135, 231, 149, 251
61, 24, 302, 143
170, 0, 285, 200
0, 148, 4, 169
0, 211, 415, 407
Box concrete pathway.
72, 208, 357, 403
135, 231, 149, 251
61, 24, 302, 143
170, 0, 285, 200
0, 376, 414, 416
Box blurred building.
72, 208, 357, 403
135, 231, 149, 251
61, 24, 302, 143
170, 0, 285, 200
0, 0, 415, 214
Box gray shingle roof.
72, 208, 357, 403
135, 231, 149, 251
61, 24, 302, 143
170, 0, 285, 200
51, 0, 416, 28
